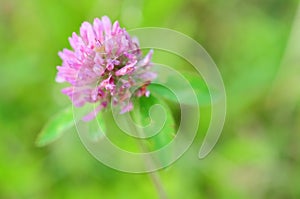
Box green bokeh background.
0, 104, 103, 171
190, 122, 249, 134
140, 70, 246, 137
1, 0, 300, 198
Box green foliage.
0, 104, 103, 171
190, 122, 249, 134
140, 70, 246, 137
133, 94, 176, 151
36, 106, 74, 147
35, 94, 176, 159
149, 71, 210, 106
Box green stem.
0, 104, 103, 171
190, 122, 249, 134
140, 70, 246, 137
136, 135, 168, 199
128, 107, 169, 199
148, 171, 169, 199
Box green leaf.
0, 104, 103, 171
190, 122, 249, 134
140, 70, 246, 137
36, 106, 75, 147
136, 94, 176, 165
133, 94, 176, 151
148, 71, 211, 106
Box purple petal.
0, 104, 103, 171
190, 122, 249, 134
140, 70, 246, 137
93, 18, 104, 43
92, 64, 105, 76
102, 16, 112, 39
80, 22, 95, 45
120, 102, 133, 114
139, 49, 153, 67
100, 75, 115, 91
138, 71, 157, 81
69, 32, 84, 50
115, 60, 137, 76
145, 90, 150, 97
112, 21, 120, 35
82, 104, 104, 122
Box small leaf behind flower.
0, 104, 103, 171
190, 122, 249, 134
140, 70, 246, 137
133, 94, 176, 150
36, 106, 74, 147
148, 71, 211, 106
136, 94, 176, 165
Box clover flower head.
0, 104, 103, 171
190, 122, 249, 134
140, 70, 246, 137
56, 16, 156, 121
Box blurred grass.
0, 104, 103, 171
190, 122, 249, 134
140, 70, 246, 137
1, 0, 300, 198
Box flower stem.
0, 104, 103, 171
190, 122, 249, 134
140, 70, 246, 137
148, 170, 169, 199
128, 110, 169, 199
135, 138, 168, 199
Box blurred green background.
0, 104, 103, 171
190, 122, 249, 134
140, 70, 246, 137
1, 0, 300, 198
